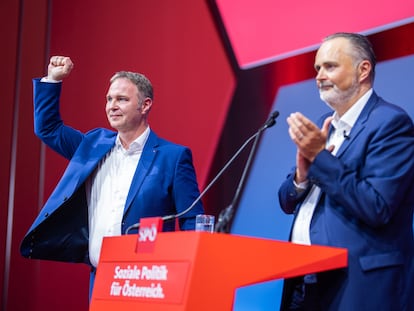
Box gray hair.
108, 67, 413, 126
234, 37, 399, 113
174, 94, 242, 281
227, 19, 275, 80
110, 71, 154, 100
324, 32, 376, 82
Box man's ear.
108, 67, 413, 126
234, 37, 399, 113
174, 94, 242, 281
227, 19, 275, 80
358, 60, 372, 83
141, 98, 153, 114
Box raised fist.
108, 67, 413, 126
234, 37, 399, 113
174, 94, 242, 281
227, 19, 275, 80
47, 56, 74, 81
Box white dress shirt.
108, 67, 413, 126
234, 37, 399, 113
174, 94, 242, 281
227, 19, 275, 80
291, 89, 373, 245
86, 127, 150, 267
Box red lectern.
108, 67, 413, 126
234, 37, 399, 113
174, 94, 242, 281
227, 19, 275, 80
90, 232, 347, 311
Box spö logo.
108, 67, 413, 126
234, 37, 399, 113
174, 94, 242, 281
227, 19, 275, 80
139, 224, 158, 242
135, 217, 163, 253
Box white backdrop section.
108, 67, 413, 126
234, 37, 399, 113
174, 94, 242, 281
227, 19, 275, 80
231, 53, 414, 310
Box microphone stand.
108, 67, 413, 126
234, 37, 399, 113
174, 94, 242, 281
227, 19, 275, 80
214, 126, 262, 233
165, 131, 262, 220
215, 111, 279, 233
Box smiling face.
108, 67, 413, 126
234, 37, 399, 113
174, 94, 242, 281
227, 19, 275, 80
105, 77, 150, 135
314, 37, 371, 115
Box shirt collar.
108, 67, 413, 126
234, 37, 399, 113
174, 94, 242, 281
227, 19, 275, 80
115, 126, 151, 154
331, 88, 373, 131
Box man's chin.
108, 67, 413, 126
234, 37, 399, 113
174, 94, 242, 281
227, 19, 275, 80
108, 121, 121, 130
320, 91, 332, 102
319, 93, 336, 110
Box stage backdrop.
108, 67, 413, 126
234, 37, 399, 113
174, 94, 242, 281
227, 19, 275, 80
2, 0, 414, 310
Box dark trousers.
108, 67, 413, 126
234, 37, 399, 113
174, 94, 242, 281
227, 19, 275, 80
284, 275, 321, 311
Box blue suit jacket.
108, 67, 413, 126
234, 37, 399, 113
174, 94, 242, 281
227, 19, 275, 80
20, 79, 204, 265
278, 92, 414, 310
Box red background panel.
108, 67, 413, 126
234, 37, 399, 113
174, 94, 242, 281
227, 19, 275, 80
0, 0, 20, 308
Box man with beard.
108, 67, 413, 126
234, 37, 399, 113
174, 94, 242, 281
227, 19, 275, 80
278, 33, 414, 310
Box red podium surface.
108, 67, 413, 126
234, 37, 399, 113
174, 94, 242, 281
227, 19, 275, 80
90, 232, 347, 311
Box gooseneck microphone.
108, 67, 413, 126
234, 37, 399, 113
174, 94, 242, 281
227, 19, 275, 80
125, 111, 279, 234
215, 111, 279, 233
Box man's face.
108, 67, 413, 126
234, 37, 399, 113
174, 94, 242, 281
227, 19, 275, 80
105, 77, 144, 132
314, 37, 361, 111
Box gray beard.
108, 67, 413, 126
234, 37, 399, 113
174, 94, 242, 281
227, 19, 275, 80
319, 82, 360, 111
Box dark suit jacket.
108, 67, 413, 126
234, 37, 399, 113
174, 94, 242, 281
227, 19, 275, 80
278, 92, 414, 310
20, 79, 204, 265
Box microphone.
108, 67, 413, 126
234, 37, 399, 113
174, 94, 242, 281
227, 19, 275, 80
125, 110, 279, 234
263, 110, 279, 129
343, 130, 350, 140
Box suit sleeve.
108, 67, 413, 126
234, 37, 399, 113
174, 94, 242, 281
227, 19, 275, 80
278, 167, 312, 214
172, 147, 204, 230
33, 78, 84, 160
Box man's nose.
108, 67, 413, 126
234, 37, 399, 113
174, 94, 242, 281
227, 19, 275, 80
316, 68, 326, 81
107, 99, 117, 109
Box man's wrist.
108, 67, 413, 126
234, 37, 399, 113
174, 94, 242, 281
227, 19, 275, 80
40, 76, 61, 83
293, 179, 309, 190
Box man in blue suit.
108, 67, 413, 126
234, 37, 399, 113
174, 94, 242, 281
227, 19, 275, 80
278, 33, 414, 310
20, 56, 204, 293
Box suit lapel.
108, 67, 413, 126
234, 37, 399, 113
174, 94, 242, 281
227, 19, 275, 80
123, 131, 159, 215
74, 135, 116, 190
335, 92, 378, 158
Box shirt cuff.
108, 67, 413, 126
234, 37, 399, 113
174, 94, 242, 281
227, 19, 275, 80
40, 76, 61, 83
293, 179, 309, 192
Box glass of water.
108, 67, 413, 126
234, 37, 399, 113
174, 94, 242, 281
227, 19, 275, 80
195, 214, 215, 233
